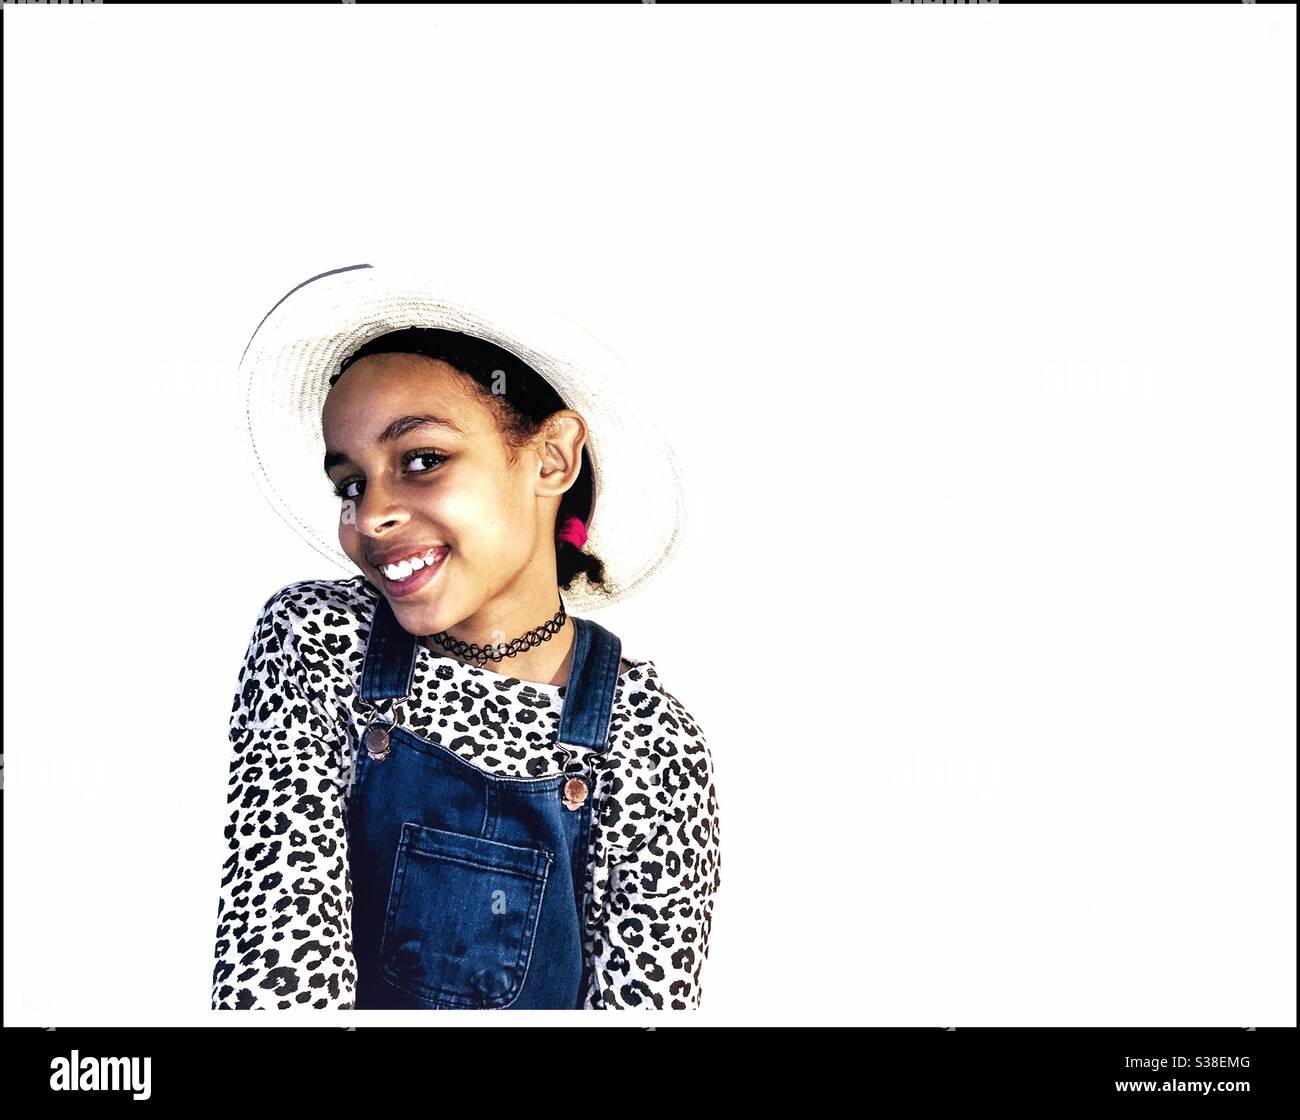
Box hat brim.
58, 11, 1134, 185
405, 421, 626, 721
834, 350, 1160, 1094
234, 263, 686, 614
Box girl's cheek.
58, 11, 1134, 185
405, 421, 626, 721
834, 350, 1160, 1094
338, 501, 363, 551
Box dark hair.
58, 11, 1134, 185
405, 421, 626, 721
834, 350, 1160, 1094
329, 327, 609, 599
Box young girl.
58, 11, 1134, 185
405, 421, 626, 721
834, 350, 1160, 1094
211, 264, 720, 1011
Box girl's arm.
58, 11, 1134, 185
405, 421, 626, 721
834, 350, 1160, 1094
210, 586, 356, 1010
586, 701, 722, 1010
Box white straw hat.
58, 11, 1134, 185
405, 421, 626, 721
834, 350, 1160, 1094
234, 262, 686, 613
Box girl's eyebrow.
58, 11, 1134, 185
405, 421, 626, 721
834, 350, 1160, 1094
323, 414, 465, 474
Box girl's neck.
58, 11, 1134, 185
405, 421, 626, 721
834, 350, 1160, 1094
420, 617, 576, 688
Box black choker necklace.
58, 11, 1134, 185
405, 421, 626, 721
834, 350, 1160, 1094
426, 598, 567, 669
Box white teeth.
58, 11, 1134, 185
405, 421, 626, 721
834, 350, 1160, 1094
382, 548, 443, 582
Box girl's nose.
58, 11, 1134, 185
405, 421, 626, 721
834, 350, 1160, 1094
352, 482, 412, 535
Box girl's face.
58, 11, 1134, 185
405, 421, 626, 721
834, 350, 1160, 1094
321, 352, 582, 639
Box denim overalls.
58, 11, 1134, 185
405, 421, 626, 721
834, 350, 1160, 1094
343, 593, 622, 1010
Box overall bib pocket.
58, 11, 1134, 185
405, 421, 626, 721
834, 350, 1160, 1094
379, 822, 553, 1008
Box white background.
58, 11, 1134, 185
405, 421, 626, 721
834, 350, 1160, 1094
4, 3, 1295, 1027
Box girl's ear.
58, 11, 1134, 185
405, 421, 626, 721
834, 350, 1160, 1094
536, 411, 587, 499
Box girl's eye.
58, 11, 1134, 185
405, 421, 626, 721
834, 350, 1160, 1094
406, 451, 448, 474
331, 449, 449, 501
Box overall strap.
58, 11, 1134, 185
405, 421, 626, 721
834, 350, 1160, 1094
556, 616, 623, 755
361, 593, 418, 704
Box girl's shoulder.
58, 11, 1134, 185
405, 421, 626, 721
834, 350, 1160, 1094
610, 654, 710, 756
256, 573, 377, 621
247, 574, 379, 656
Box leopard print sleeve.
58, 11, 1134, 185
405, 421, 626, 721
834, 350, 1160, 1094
211, 585, 357, 1010
585, 690, 722, 1010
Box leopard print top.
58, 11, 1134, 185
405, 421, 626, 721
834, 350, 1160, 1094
211, 575, 721, 1011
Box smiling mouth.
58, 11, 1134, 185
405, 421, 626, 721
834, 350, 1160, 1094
376, 546, 450, 584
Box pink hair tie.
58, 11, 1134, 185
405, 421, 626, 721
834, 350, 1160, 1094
557, 516, 588, 549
